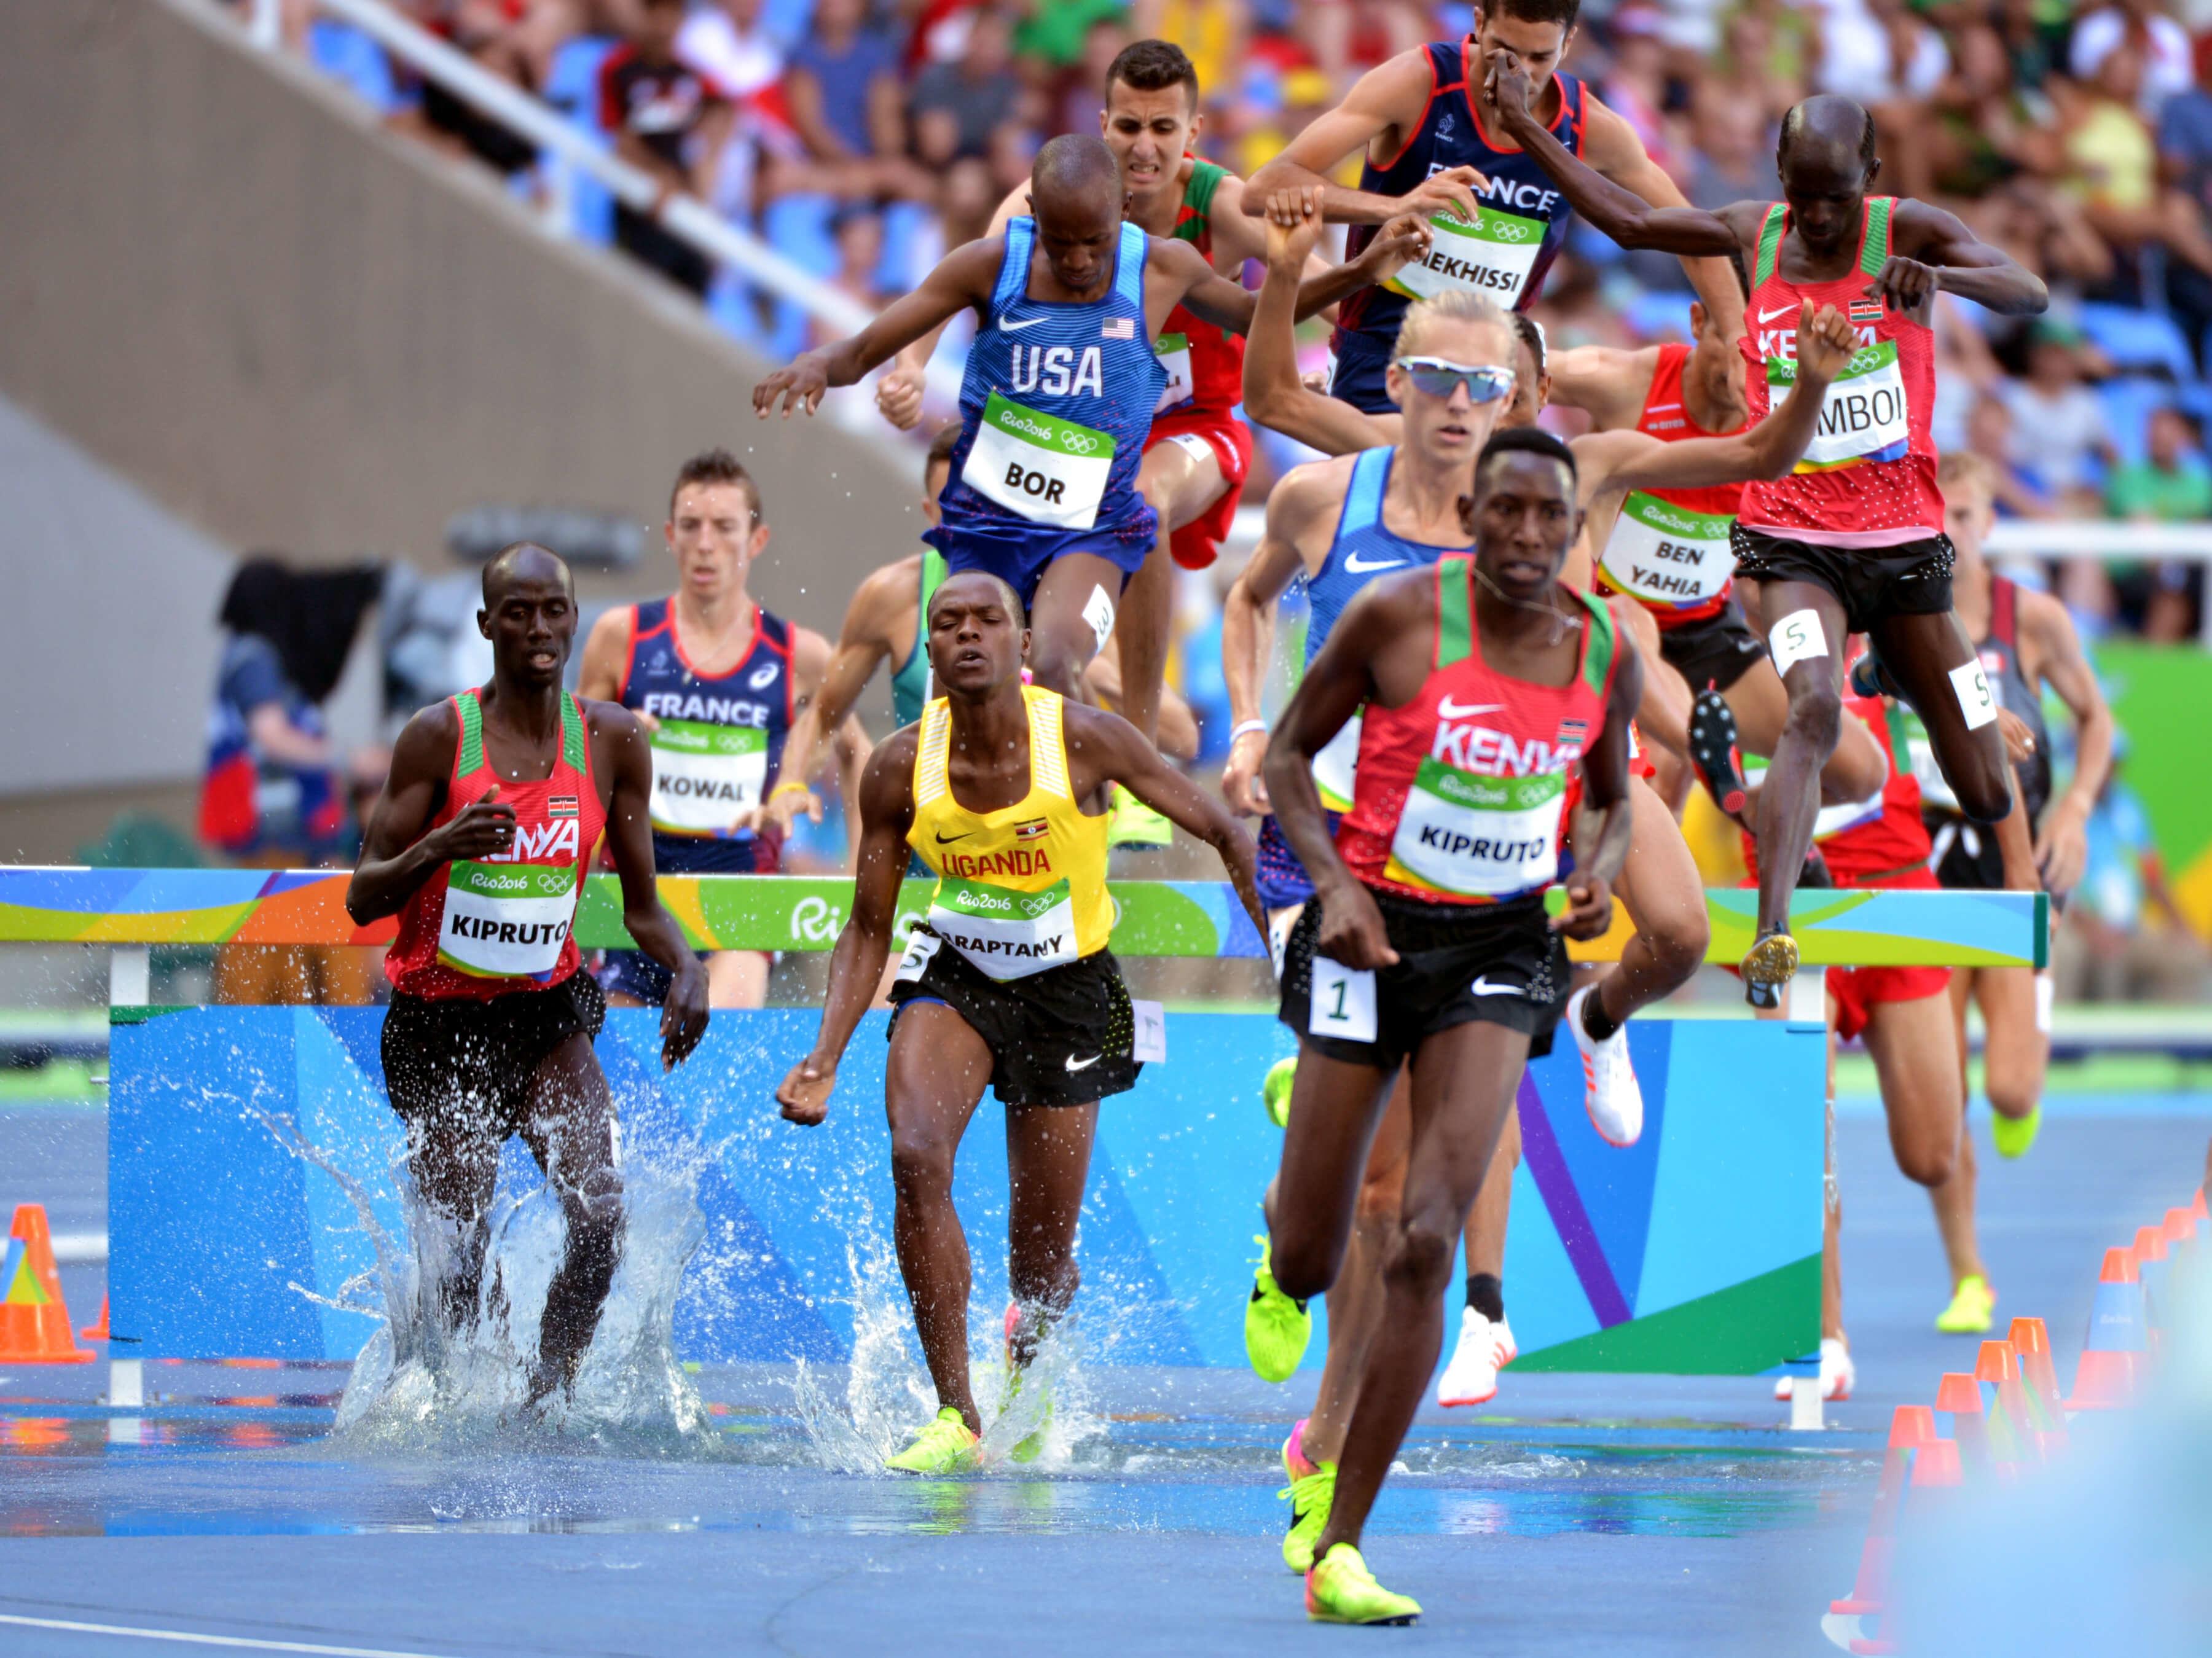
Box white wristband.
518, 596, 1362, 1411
1230, 719, 1269, 743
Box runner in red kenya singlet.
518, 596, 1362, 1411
1486, 77, 2050, 1001
348, 544, 708, 1412
1257, 428, 1639, 1624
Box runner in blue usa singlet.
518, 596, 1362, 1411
1330, 39, 1587, 414
930, 217, 1169, 601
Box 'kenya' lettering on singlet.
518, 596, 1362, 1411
1902, 575, 2051, 821
1153, 158, 1247, 418
1302, 445, 1476, 811
891, 549, 949, 729
1336, 557, 1616, 904
385, 689, 607, 1001
903, 685, 1113, 980
1334, 42, 1586, 359
933, 218, 1167, 544
1739, 198, 1943, 546
1596, 342, 1744, 627
622, 597, 792, 874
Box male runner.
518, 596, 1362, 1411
1483, 69, 2050, 1003
1243, 0, 1743, 413
1263, 428, 1638, 1622
1914, 452, 2112, 1334
347, 544, 709, 1410
752, 133, 1416, 713
763, 423, 1202, 846
772, 571, 1263, 1474
576, 448, 865, 1009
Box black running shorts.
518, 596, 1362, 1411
1658, 593, 1768, 695
1730, 525, 1955, 636
887, 927, 1140, 1108
381, 972, 606, 1140
1277, 887, 1568, 1074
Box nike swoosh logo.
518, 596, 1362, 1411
1437, 699, 1504, 718
1343, 554, 1406, 574
1469, 977, 1523, 997
1757, 303, 1796, 323
1064, 1053, 1101, 1072
934, 830, 976, 844
1000, 315, 1050, 332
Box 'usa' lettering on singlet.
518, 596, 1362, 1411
1009, 345, 1105, 398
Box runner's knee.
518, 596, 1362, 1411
1891, 1129, 1956, 1189
1953, 764, 2013, 826
1272, 1232, 1341, 1304
1638, 906, 1709, 993
1026, 631, 1089, 698
889, 1131, 958, 1200
1381, 1212, 1458, 1297
1785, 678, 1843, 757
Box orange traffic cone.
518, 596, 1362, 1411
2068, 1247, 2147, 1410
0, 1205, 95, 1364
1935, 1371, 1996, 1477
80, 1296, 109, 1341
2009, 1316, 2063, 1423
1974, 1340, 2034, 1466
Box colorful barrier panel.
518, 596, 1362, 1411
107, 1008, 1823, 1374
0, 868, 2048, 967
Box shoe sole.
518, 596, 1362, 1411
1438, 1351, 1515, 1408
1687, 690, 1749, 819
1308, 1611, 1419, 1625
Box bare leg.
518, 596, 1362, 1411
517, 1032, 623, 1404
1003, 1098, 1101, 1364
1026, 552, 1131, 703
1464, 1106, 1518, 1280
1723, 655, 1888, 805
1265, 1046, 1401, 1304
1867, 609, 2014, 824
705, 950, 770, 1009
1314, 1019, 1529, 1558
1861, 987, 1965, 1190
1927, 969, 1987, 1286
404, 1116, 503, 1339
1300, 1072, 1411, 1466
885, 1002, 994, 1432
1975, 966, 2047, 1124
1744, 579, 1851, 942
1604, 777, 1711, 1023
1123, 437, 1225, 745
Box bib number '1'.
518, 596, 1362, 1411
1308, 953, 1378, 1043
1384, 207, 1547, 308
965, 392, 1116, 531
649, 719, 768, 834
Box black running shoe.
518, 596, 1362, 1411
1800, 846, 1834, 890
1849, 650, 1902, 703
1688, 687, 1750, 822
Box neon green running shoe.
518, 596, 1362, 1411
1991, 1105, 2041, 1160
1245, 1233, 1311, 1383
1001, 1302, 1052, 1464
885, 1407, 980, 1474
1936, 1274, 1996, 1335
1279, 1425, 1336, 1574
1108, 785, 1173, 849
1305, 1543, 1421, 1625
1261, 1055, 1297, 1129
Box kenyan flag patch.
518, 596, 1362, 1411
1848, 299, 1885, 326
547, 794, 580, 819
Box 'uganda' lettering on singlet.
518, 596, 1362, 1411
903, 685, 1114, 980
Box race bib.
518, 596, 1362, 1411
1153, 333, 1193, 413
1311, 712, 1363, 815
1384, 206, 1547, 308
1598, 493, 1736, 612
437, 861, 577, 978
1131, 998, 1167, 1063
649, 720, 768, 834
964, 392, 1116, 531
926, 876, 1078, 980
1308, 953, 1377, 1043
1383, 759, 1564, 899
1769, 340, 1911, 471
893, 925, 942, 984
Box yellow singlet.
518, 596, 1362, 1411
906, 686, 1113, 980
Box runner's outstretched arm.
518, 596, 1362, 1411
1886, 201, 2048, 316
775, 733, 917, 1125
347, 706, 512, 923
1219, 465, 1338, 815
1240, 199, 1402, 455
1558, 640, 1642, 939
1485, 53, 1747, 259
1590, 302, 1854, 494
1064, 703, 1265, 939
1244, 50, 1490, 225
1156, 219, 1429, 338
598, 704, 709, 1068
756, 241, 999, 416
2018, 588, 2113, 891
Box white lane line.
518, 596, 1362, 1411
0, 1613, 465, 1657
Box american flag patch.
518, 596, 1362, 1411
547, 794, 580, 819
1101, 317, 1134, 340
1555, 719, 1588, 746
1848, 299, 1885, 324
1014, 817, 1050, 840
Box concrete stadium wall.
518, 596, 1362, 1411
0, 0, 920, 611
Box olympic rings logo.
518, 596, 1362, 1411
1059, 432, 1102, 456
1489, 222, 1532, 243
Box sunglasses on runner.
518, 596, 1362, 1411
1393, 359, 1518, 402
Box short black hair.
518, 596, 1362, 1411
925, 421, 963, 472
482, 541, 573, 604
1032, 132, 1121, 207
929, 568, 1027, 627
1477, 424, 1579, 488
1106, 39, 1201, 109
669, 447, 763, 522
1484, 0, 1581, 36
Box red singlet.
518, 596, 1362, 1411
1593, 343, 1745, 629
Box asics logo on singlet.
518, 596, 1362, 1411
1342, 553, 1405, 574
748, 664, 779, 690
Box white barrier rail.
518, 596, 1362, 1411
240, 0, 961, 418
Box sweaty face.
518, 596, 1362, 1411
1032, 184, 1122, 294
926, 575, 1028, 695
480, 568, 577, 687
1102, 82, 1197, 206
1779, 146, 1869, 257
667, 482, 760, 604
1470, 451, 1579, 601
1475, 10, 1572, 88
1386, 316, 1516, 468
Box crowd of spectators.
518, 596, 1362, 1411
281, 0, 2212, 643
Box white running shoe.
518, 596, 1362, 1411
1436, 1308, 1517, 1407
1567, 985, 1643, 1147
1772, 1337, 1856, 1402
